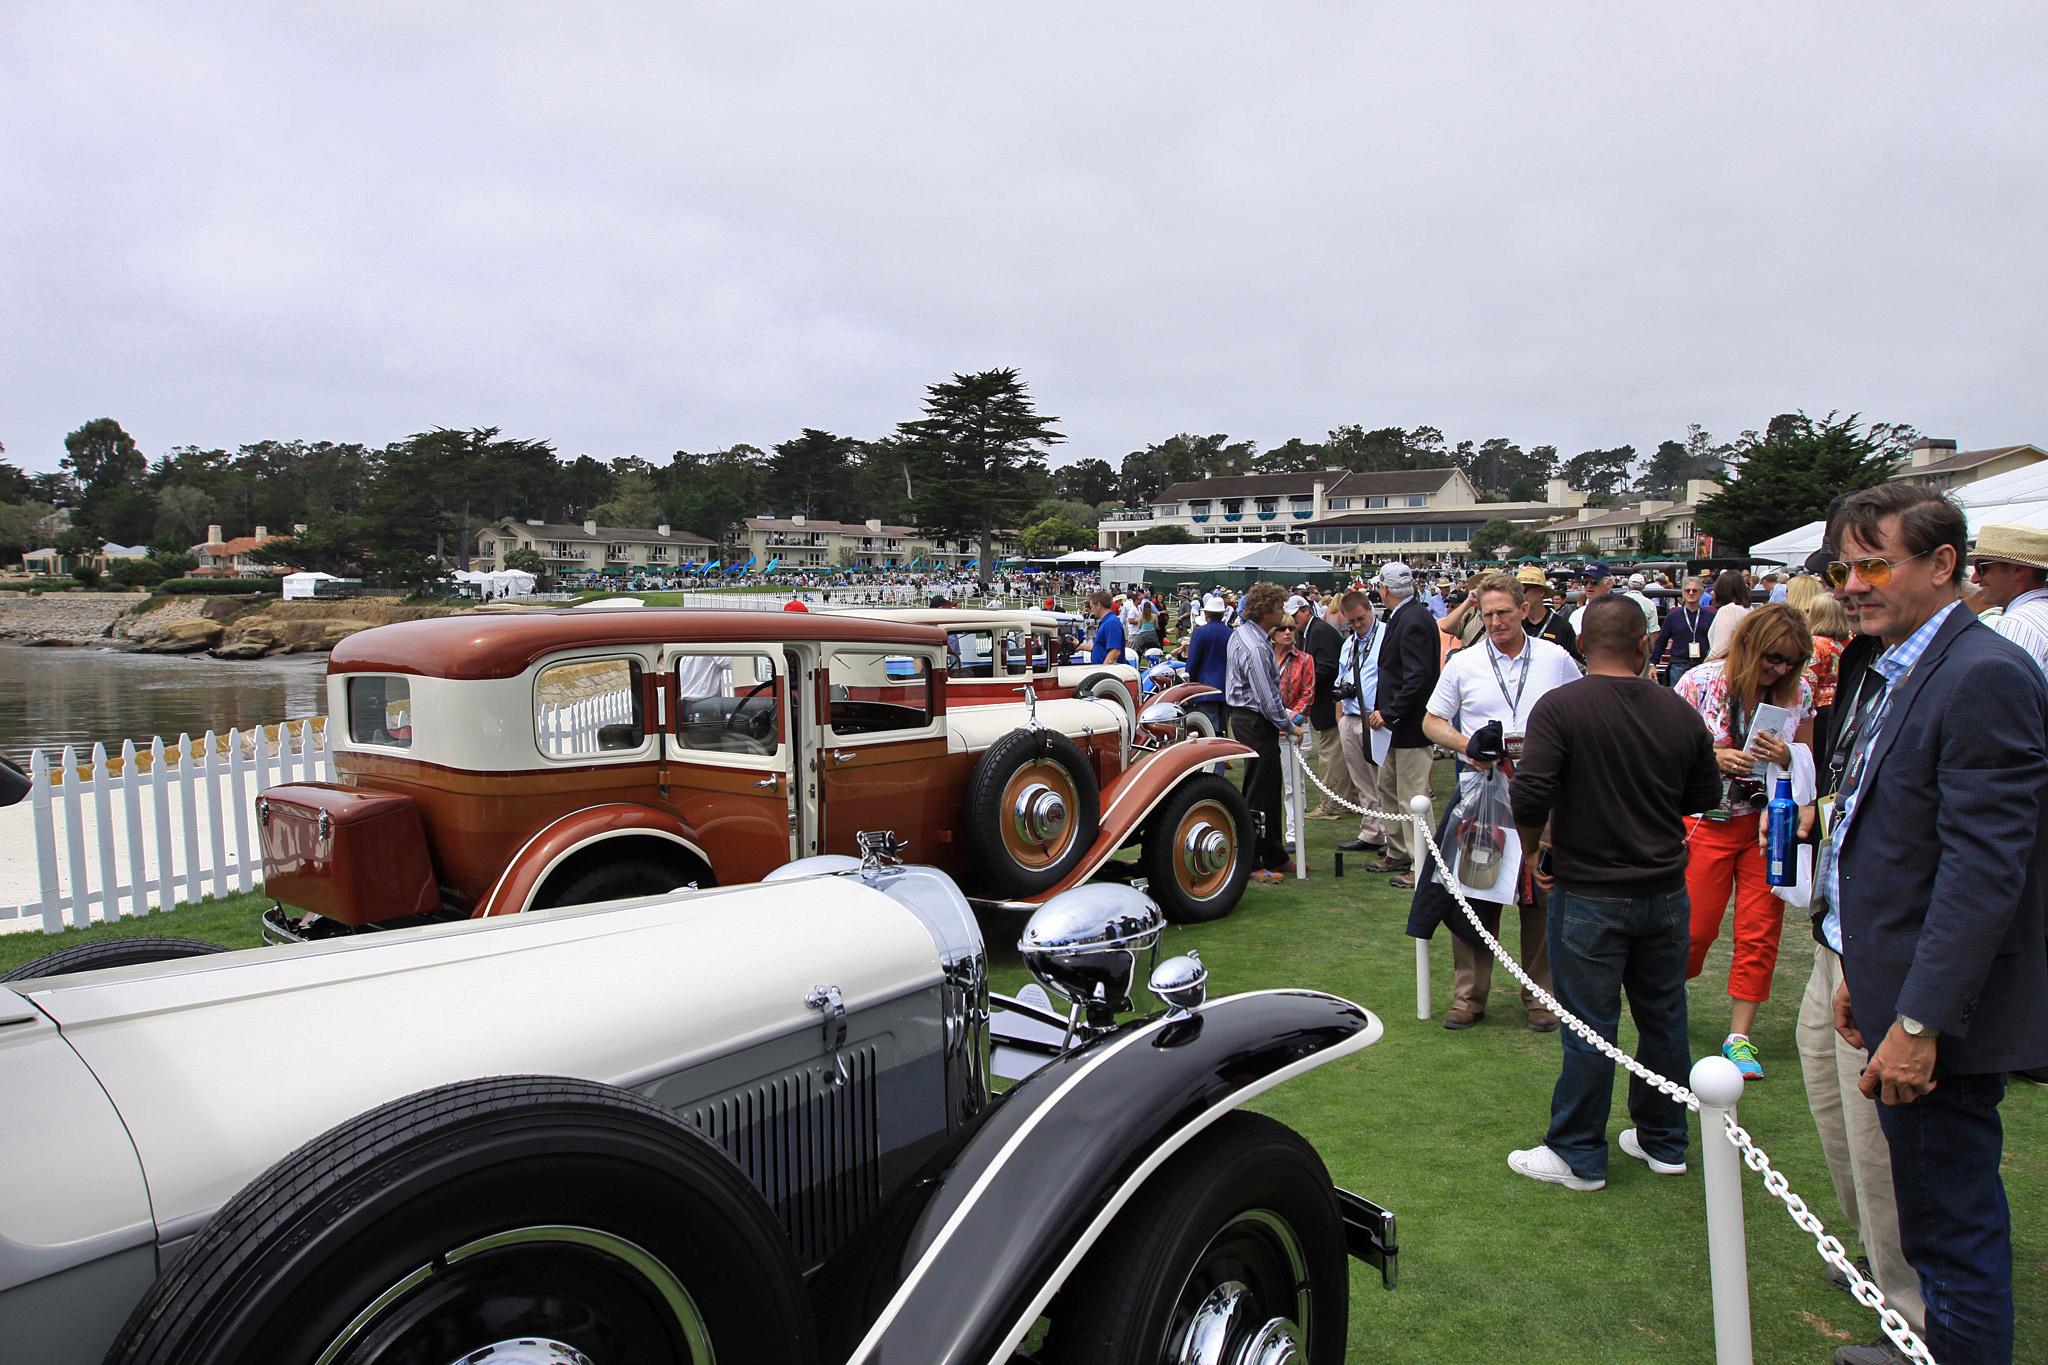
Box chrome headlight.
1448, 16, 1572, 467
1138, 700, 1187, 728
1017, 883, 1164, 1031
1148, 949, 1208, 1018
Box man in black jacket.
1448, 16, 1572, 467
1368, 562, 1441, 885
1294, 594, 1353, 819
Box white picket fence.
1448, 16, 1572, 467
537, 689, 636, 757
0, 719, 334, 933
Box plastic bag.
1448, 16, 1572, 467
1451, 768, 1512, 891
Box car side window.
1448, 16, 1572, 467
826, 651, 933, 735
675, 652, 780, 757
534, 658, 646, 757
946, 630, 996, 679
347, 675, 413, 749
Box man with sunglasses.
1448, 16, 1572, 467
1819, 484, 2048, 1365
1968, 523, 2048, 679
1650, 575, 1715, 686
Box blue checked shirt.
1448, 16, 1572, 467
1818, 600, 1963, 951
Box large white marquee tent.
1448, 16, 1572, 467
1100, 542, 1336, 587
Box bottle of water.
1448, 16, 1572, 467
1766, 774, 1797, 887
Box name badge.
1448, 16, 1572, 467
1816, 793, 1837, 839
1689, 642, 1702, 658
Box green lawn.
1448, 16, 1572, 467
6, 782, 2039, 1364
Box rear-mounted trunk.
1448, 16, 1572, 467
258, 783, 440, 926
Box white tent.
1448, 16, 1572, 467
1046, 549, 1112, 564
281, 571, 341, 600
451, 568, 538, 601
1746, 521, 1827, 564
1952, 463, 2048, 509
1101, 541, 1335, 586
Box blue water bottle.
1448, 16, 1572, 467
1765, 774, 1796, 887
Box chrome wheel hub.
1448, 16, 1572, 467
1182, 821, 1230, 877
1013, 783, 1069, 846
446, 1341, 594, 1365
1174, 1282, 1301, 1365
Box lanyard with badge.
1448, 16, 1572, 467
1348, 623, 1378, 694
1485, 639, 1531, 757
1681, 608, 1702, 660
1820, 671, 1887, 839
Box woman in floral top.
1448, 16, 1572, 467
1674, 603, 1816, 1082
1803, 594, 1851, 708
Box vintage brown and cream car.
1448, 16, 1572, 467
259, 608, 1256, 939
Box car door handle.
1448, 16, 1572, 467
830, 750, 856, 763
753, 776, 779, 788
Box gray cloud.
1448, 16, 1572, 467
4, 2, 2043, 474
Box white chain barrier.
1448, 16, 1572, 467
1291, 757, 1936, 1365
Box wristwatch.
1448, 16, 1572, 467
1898, 1014, 1938, 1039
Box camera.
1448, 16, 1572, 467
1333, 679, 1359, 701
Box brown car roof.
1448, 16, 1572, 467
330, 609, 948, 680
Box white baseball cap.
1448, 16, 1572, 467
1373, 562, 1414, 590
1284, 594, 1311, 614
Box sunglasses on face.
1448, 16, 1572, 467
1762, 651, 1802, 670
1824, 549, 1929, 588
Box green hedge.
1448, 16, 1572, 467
154, 577, 286, 596
12, 577, 80, 592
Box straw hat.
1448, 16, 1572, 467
1970, 524, 2048, 572
1515, 566, 1548, 587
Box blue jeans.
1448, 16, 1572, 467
1543, 884, 1693, 1180
1877, 1071, 2013, 1364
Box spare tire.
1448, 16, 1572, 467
106, 1075, 812, 1365
965, 727, 1103, 897
1, 935, 228, 983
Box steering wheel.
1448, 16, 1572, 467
727, 678, 778, 744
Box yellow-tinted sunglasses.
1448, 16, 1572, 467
1823, 549, 1928, 589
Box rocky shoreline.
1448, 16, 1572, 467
0, 593, 475, 657
0, 592, 152, 646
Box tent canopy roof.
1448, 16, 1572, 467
1747, 521, 1827, 564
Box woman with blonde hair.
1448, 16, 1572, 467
1784, 573, 1823, 614
1675, 602, 1816, 1081
1803, 594, 1852, 708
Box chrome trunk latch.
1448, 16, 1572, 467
805, 984, 851, 1088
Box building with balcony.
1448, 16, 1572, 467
1889, 438, 2048, 492
1532, 481, 1722, 557
475, 518, 715, 573
1096, 467, 1483, 550
742, 516, 1018, 572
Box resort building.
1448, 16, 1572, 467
473, 519, 716, 574
1889, 439, 2048, 492
191, 524, 301, 577
740, 516, 1019, 572
1532, 481, 1722, 558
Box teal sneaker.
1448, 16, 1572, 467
1723, 1034, 1763, 1080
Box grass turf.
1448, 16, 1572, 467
4, 769, 2039, 1363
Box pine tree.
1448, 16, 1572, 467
1694, 412, 1914, 552
899, 369, 1062, 575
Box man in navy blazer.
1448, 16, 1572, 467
1825, 484, 2048, 1365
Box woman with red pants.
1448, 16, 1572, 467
1674, 603, 1816, 1081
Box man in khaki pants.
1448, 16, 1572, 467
1367, 562, 1441, 888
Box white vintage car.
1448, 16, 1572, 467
0, 852, 1392, 1365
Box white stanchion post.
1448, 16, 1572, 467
1291, 734, 1307, 878
1691, 1054, 1753, 1365
1411, 795, 1432, 1018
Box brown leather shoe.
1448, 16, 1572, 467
1366, 856, 1411, 873
1443, 1008, 1483, 1030
1527, 1009, 1560, 1032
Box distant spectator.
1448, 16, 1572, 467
1804, 594, 1851, 708
1705, 569, 1752, 657
1086, 590, 1125, 665
1968, 524, 2048, 679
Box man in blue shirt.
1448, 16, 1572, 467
1182, 594, 1232, 732
1333, 590, 1386, 854
1649, 575, 1715, 686
1087, 590, 1125, 665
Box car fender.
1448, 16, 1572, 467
975, 738, 1251, 908
820, 989, 1382, 1365
1151, 680, 1219, 707
474, 803, 712, 916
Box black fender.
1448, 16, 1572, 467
816, 988, 1382, 1365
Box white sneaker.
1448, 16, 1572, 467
1619, 1128, 1687, 1175
1507, 1145, 1604, 1191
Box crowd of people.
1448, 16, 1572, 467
1151, 487, 2045, 1365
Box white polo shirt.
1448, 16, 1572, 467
1426, 633, 1579, 739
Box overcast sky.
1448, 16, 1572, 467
4, 3, 2043, 478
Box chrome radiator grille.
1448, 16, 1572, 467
683, 1046, 882, 1265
